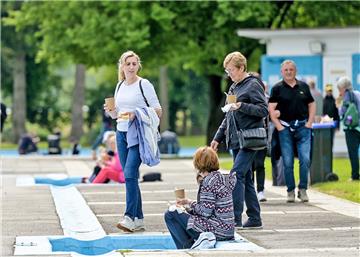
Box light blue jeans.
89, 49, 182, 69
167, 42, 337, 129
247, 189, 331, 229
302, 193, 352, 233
116, 131, 143, 220
278, 126, 311, 192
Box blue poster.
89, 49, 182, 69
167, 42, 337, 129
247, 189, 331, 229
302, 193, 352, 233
352, 53, 360, 91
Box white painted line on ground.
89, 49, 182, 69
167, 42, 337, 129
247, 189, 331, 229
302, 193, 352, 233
15, 186, 107, 256
16, 175, 35, 186
51, 186, 106, 240
265, 247, 359, 253
285, 210, 331, 214
16, 173, 70, 187
331, 226, 360, 231
63, 161, 91, 177
97, 213, 164, 218
82, 189, 199, 195
275, 228, 331, 232
88, 200, 171, 205
95, 210, 340, 218
239, 227, 360, 233
264, 179, 360, 219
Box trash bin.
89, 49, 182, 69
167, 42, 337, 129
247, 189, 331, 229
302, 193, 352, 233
310, 121, 337, 184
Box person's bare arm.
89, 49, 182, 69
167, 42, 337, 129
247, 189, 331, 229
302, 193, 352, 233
269, 102, 284, 131
306, 102, 316, 128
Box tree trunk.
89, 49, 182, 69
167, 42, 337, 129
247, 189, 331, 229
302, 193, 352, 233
159, 66, 169, 132
206, 74, 226, 151
12, 52, 26, 143
70, 64, 86, 142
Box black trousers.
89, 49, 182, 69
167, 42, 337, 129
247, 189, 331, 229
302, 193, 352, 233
252, 149, 267, 192
345, 129, 360, 180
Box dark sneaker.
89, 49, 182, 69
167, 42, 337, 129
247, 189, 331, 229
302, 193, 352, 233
297, 189, 309, 202
235, 220, 242, 228
240, 219, 262, 230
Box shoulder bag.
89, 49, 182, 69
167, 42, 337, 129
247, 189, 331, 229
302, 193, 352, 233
231, 112, 267, 150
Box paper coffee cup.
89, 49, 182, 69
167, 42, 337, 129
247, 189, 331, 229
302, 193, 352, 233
174, 188, 185, 199
227, 95, 236, 104
105, 97, 115, 111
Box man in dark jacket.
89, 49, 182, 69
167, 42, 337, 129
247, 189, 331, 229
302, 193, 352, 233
211, 51, 268, 229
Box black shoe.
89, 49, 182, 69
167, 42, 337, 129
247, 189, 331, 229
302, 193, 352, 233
240, 219, 262, 230
235, 220, 242, 228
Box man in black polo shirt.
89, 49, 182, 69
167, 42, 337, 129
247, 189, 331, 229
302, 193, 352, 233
269, 60, 315, 203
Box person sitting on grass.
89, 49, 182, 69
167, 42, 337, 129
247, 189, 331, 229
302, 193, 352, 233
164, 146, 236, 249
18, 132, 39, 155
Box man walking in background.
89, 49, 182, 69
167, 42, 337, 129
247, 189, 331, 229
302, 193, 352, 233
268, 60, 315, 203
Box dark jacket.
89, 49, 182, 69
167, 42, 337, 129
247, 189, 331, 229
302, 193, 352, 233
323, 94, 340, 127
213, 75, 268, 149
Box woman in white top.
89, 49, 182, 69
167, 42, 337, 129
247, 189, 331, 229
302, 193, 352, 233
105, 51, 162, 232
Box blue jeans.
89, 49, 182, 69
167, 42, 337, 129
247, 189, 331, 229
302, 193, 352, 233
278, 126, 311, 192
116, 131, 143, 220
231, 148, 261, 225
164, 210, 200, 249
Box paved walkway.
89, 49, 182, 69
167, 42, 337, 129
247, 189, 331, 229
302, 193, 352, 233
1, 156, 359, 256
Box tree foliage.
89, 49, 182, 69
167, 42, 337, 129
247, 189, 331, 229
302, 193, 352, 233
4, 1, 360, 144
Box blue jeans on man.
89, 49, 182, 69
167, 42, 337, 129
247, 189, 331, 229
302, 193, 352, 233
231, 148, 261, 227
278, 125, 312, 192
164, 210, 200, 249
116, 131, 143, 220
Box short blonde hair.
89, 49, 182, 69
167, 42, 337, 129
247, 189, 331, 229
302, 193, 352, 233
223, 51, 247, 71
193, 146, 219, 173
118, 50, 142, 81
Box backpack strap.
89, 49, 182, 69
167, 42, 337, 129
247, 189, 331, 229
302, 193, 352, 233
115, 80, 124, 98
139, 79, 150, 107
115, 79, 150, 107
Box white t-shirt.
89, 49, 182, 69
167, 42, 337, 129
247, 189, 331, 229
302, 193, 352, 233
114, 78, 161, 132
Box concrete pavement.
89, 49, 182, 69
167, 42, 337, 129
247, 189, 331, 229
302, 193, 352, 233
1, 155, 359, 256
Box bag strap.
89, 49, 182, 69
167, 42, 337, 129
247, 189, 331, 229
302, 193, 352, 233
115, 79, 150, 107
115, 80, 124, 98
139, 79, 150, 107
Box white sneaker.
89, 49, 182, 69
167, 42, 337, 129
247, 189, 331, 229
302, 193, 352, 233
287, 190, 295, 203
257, 191, 267, 202
190, 232, 216, 250
134, 218, 145, 231
298, 189, 309, 202
116, 216, 135, 232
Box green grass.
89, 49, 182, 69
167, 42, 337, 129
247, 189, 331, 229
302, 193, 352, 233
178, 135, 206, 148
220, 157, 360, 203
1, 140, 72, 149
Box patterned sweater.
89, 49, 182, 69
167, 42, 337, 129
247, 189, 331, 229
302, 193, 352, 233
187, 171, 236, 240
